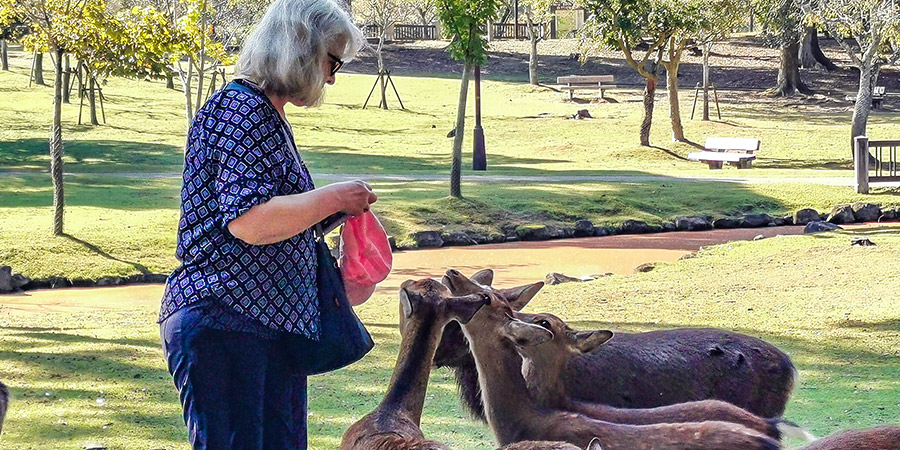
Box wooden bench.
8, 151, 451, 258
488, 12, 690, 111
556, 75, 616, 100
688, 137, 760, 169
873, 86, 886, 109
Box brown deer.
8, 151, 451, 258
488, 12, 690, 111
0, 380, 7, 435
799, 425, 900, 450
435, 269, 795, 421
513, 311, 812, 442
339, 279, 590, 450
499, 438, 603, 450
457, 287, 781, 450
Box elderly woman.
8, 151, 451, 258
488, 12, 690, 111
158, 0, 374, 448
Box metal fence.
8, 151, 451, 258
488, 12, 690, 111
854, 136, 900, 193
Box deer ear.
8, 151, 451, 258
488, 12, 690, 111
497, 282, 544, 311
399, 289, 416, 319
450, 294, 490, 324
570, 330, 613, 353
507, 320, 553, 347
587, 437, 604, 450
470, 269, 494, 286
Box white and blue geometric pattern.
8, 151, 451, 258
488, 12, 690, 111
160, 79, 320, 340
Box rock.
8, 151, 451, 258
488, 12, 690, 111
753, 234, 766, 241
71, 278, 94, 288
852, 203, 881, 222
388, 236, 397, 251
145, 274, 168, 283
804, 221, 843, 233
410, 231, 444, 248
516, 224, 552, 241
663, 222, 677, 232
470, 232, 504, 244
773, 217, 786, 226
446, 128, 456, 138
781, 215, 794, 225
23, 277, 71, 290
573, 109, 593, 119
0, 266, 13, 293
793, 208, 820, 226
880, 206, 899, 221
712, 217, 741, 229
619, 219, 653, 234
546, 226, 567, 239
11, 273, 30, 290
741, 214, 774, 228
851, 237, 876, 247
560, 227, 576, 239
505, 234, 520, 242
574, 220, 594, 237
441, 232, 477, 246
634, 262, 660, 273
96, 276, 125, 287
827, 205, 856, 224
675, 216, 711, 231
83, 444, 107, 450
545, 272, 584, 285
593, 227, 611, 237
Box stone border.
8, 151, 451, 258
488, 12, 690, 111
3, 202, 898, 294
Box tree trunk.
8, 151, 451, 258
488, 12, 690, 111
800, 27, 837, 71
377, 35, 387, 109
51, 48, 65, 235
1, 40, 8, 71
640, 76, 657, 146
702, 43, 710, 121
88, 75, 99, 125
450, 62, 472, 198
62, 55, 71, 103
182, 56, 195, 127
194, 7, 207, 116
526, 15, 539, 85
771, 40, 811, 96
850, 64, 878, 158
34, 52, 45, 85
662, 44, 686, 142
166, 73, 175, 89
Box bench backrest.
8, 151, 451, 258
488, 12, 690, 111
704, 137, 760, 153
557, 75, 615, 84
874, 86, 886, 96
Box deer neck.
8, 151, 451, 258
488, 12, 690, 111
521, 354, 571, 409
379, 311, 445, 425
461, 324, 544, 442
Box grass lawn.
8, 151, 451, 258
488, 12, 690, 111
1, 45, 900, 281
1, 228, 899, 449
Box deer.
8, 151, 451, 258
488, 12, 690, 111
0, 380, 7, 435
799, 425, 900, 450
456, 286, 781, 450
512, 311, 813, 442
499, 438, 603, 450
339, 279, 598, 450
435, 269, 795, 421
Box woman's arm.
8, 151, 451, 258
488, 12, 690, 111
227, 180, 377, 245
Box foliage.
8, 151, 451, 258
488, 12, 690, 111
754, 0, 803, 47
436, 0, 501, 64
802, 0, 900, 68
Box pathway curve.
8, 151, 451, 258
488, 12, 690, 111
0, 226, 805, 316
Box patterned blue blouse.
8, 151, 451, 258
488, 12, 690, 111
159, 79, 321, 340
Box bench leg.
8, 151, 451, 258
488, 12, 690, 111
599, 87, 605, 99
568, 89, 574, 101
707, 161, 723, 170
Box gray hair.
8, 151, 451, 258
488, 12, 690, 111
236, 0, 365, 106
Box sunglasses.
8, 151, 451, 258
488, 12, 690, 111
327, 52, 344, 76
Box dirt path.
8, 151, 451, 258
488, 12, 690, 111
0, 226, 804, 317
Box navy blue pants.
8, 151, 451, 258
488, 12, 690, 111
161, 305, 309, 450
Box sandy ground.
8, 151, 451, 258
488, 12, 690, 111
0, 225, 805, 317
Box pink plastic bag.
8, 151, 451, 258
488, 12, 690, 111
340, 211, 393, 306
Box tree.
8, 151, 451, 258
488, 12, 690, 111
436, 0, 500, 198
803, 0, 900, 155
579, 0, 670, 146
405, 0, 436, 24
0, 10, 25, 71
354, 0, 402, 108
522, 0, 553, 84
755, 0, 811, 96
799, 26, 837, 71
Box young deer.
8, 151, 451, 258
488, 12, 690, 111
513, 311, 805, 441
457, 288, 781, 450
0, 380, 7, 435
499, 438, 603, 450
435, 269, 795, 421
339, 279, 490, 450
339, 279, 588, 450
798, 425, 900, 450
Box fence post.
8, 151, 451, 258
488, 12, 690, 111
855, 135, 870, 194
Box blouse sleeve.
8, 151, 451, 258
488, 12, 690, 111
212, 99, 287, 230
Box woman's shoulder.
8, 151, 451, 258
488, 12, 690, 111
198, 81, 280, 129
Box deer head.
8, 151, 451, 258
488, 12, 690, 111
399, 278, 491, 333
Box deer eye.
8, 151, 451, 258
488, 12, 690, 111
537, 319, 552, 330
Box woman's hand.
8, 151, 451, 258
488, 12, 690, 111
325, 180, 377, 216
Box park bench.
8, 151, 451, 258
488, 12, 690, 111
687, 137, 760, 170
872, 86, 886, 109
556, 75, 616, 100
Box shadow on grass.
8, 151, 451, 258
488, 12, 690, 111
61, 233, 153, 275
0, 138, 183, 172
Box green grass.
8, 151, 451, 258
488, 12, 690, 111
1, 228, 899, 449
